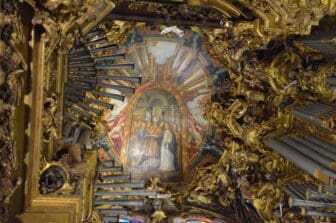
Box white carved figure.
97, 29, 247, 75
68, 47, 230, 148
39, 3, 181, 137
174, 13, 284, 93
161, 26, 184, 38
159, 123, 176, 171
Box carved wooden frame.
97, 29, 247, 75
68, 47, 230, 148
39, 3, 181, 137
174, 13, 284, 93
17, 1, 114, 222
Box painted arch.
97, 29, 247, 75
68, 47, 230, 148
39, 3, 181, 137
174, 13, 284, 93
101, 33, 218, 182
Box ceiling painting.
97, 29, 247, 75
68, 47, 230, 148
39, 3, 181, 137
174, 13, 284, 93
100, 33, 219, 182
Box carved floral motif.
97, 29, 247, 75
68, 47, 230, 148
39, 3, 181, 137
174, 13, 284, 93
3, 1, 336, 223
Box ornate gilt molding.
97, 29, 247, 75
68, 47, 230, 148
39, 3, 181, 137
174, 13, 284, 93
7, 1, 336, 222
188, 0, 245, 19
16, 1, 114, 222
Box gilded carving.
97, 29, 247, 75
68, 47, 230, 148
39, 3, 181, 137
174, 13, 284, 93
12, 0, 113, 222
0, 1, 28, 222
235, 0, 335, 38
39, 164, 68, 194
4, 1, 336, 223
104, 20, 136, 47
192, 26, 336, 221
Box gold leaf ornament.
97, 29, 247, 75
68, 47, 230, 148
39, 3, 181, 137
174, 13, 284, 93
151, 210, 167, 223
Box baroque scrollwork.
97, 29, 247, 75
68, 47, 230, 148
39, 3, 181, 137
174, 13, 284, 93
0, 1, 28, 222
5, 1, 336, 223
19, 0, 113, 191
182, 31, 336, 221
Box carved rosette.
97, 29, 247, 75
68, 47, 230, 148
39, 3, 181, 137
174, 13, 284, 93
39, 164, 68, 194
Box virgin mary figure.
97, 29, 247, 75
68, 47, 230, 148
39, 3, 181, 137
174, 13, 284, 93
159, 123, 177, 171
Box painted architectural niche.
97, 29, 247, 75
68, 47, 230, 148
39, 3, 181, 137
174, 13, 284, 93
100, 33, 214, 182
